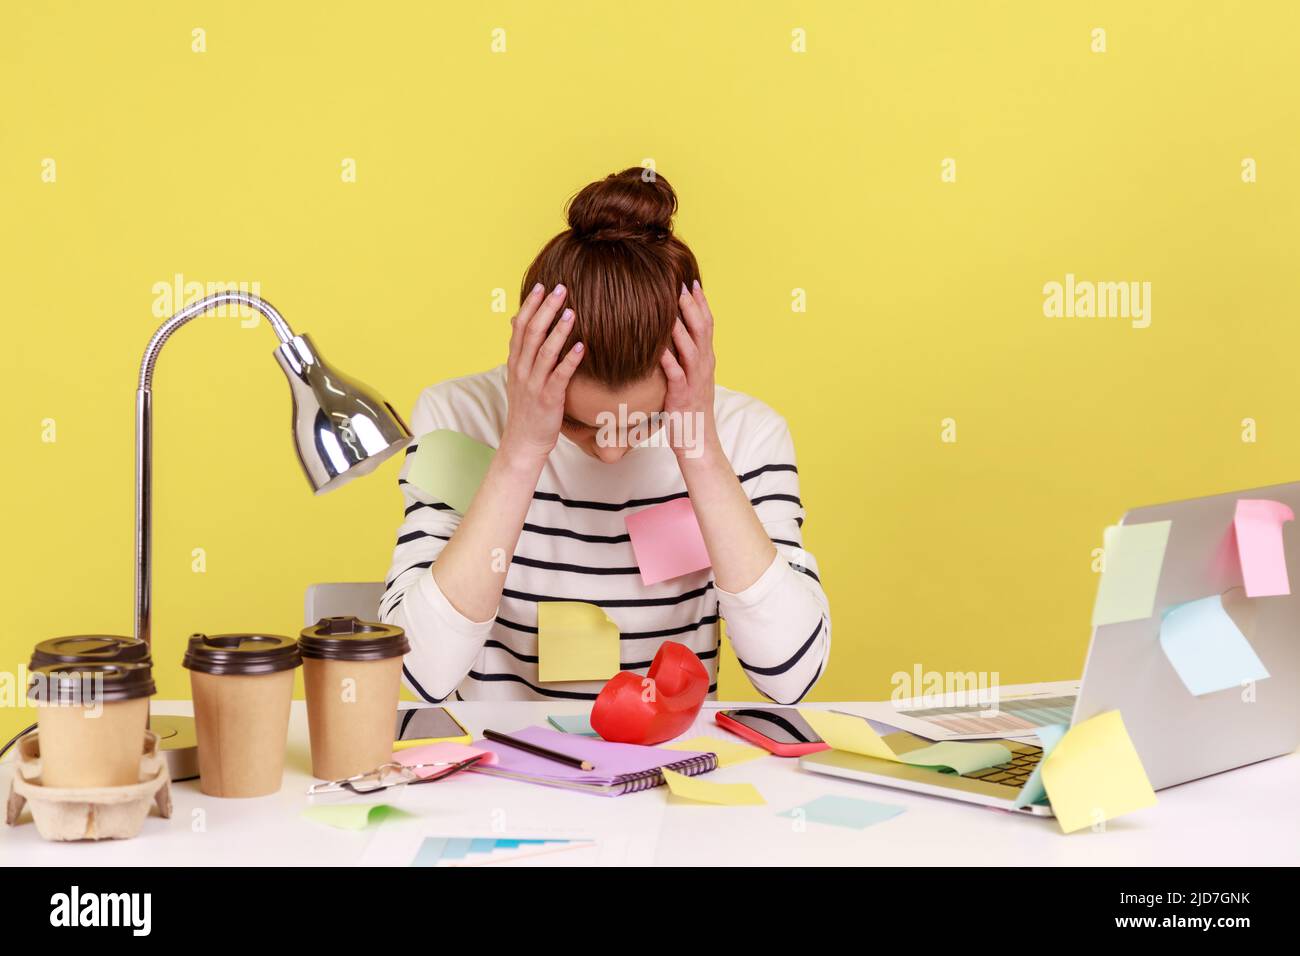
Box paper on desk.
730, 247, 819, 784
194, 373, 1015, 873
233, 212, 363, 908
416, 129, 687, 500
1234, 499, 1293, 598
799, 710, 1008, 774
537, 602, 621, 683
665, 735, 768, 769
779, 794, 905, 830
1091, 520, 1172, 626
625, 497, 712, 585
661, 769, 765, 806
1159, 595, 1270, 696
1039, 710, 1156, 833
302, 803, 406, 830
406, 429, 495, 514
1013, 723, 1068, 809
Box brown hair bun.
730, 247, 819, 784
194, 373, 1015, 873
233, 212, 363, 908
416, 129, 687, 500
567, 168, 677, 242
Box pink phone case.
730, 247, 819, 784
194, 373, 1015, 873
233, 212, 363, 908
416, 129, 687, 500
714, 710, 831, 757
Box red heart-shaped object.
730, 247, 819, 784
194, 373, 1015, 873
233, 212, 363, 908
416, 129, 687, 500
590, 640, 709, 745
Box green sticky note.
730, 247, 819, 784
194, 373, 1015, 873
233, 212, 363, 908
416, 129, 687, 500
1091, 520, 1172, 626
547, 714, 599, 736
406, 429, 495, 514
898, 741, 1011, 775
301, 803, 404, 830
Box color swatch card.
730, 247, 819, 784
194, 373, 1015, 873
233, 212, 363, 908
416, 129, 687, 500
1159, 595, 1270, 696
625, 497, 712, 585
406, 429, 495, 514
1039, 710, 1156, 834
1234, 499, 1294, 597
537, 602, 621, 683
1091, 520, 1172, 626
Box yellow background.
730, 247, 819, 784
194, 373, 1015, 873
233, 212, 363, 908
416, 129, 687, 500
3, 2, 1298, 741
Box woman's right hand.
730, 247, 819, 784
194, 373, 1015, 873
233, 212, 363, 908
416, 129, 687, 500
500, 282, 585, 465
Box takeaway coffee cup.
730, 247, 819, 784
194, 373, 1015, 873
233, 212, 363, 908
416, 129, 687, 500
27, 661, 156, 788
300, 616, 410, 780
30, 634, 151, 669
183, 633, 301, 798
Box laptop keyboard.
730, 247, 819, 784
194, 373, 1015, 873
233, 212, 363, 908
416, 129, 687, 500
958, 742, 1042, 789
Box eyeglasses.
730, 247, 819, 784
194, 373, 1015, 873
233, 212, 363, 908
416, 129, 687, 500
306, 754, 484, 796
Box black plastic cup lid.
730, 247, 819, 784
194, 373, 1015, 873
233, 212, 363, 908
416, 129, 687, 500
182, 633, 302, 676
30, 635, 151, 668
27, 661, 157, 705
299, 616, 410, 662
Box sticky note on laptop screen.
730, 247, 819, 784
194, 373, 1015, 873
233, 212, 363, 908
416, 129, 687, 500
406, 429, 495, 514
1234, 499, 1294, 598
1158, 594, 1270, 697
625, 497, 712, 585
1091, 520, 1172, 626
537, 602, 621, 683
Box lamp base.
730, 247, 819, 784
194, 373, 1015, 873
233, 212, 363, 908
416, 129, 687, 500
150, 714, 200, 781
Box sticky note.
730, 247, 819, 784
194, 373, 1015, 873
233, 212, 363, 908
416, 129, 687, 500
1091, 520, 1172, 626
1013, 723, 1068, 809
779, 795, 905, 830
406, 429, 495, 514
665, 736, 768, 769
547, 714, 598, 736
1234, 499, 1294, 597
1159, 595, 1270, 696
301, 804, 404, 830
625, 497, 712, 585
661, 769, 765, 806
537, 602, 621, 683
1039, 710, 1157, 834
898, 741, 1011, 775
799, 709, 898, 762
393, 741, 497, 775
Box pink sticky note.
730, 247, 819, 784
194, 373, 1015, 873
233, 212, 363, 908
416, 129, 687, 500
393, 742, 496, 777
625, 497, 712, 585
1234, 499, 1294, 597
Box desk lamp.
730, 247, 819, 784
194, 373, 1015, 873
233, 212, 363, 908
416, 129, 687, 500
135, 291, 412, 779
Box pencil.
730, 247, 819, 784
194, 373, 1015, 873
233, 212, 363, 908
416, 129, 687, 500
483, 728, 595, 771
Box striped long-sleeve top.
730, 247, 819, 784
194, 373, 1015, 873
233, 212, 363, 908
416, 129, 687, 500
379, 365, 830, 704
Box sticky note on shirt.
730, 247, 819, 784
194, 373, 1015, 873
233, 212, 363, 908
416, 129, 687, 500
661, 769, 765, 806
1234, 499, 1294, 597
1092, 520, 1172, 626
1013, 723, 1068, 809
779, 795, 905, 830
665, 736, 768, 769
1039, 710, 1157, 834
898, 741, 1011, 775
537, 602, 621, 683
1159, 595, 1270, 696
625, 497, 712, 585
406, 429, 495, 514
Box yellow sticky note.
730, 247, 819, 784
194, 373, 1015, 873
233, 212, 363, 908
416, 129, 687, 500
537, 602, 621, 683
799, 709, 899, 762
661, 769, 765, 806
665, 736, 768, 769
1040, 710, 1157, 834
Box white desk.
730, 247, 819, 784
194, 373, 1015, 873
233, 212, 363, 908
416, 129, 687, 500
4, 701, 1297, 866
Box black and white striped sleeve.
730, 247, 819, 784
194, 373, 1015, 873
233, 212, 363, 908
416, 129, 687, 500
720, 417, 831, 705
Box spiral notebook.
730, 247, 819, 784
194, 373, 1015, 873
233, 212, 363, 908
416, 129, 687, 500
469, 726, 717, 796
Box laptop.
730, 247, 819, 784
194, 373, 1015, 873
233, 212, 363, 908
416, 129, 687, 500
800, 480, 1300, 816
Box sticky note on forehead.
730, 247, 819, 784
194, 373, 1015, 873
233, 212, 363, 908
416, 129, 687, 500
625, 497, 712, 585
406, 429, 495, 514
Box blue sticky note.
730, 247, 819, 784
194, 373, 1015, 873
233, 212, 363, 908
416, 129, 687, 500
547, 714, 598, 736
1159, 595, 1270, 696
778, 795, 905, 830
1013, 723, 1068, 809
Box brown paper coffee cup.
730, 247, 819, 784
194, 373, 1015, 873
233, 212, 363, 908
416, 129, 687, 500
304, 657, 404, 780
300, 617, 410, 781
190, 669, 295, 797
35, 698, 150, 788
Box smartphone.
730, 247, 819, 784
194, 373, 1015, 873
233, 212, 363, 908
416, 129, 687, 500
394, 706, 472, 750
715, 707, 831, 757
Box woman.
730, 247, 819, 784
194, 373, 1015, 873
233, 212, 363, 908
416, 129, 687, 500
381, 167, 830, 704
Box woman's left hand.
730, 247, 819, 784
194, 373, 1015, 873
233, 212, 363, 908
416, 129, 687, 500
661, 280, 720, 461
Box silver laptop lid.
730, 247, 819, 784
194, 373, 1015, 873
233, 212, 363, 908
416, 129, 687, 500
1074, 480, 1300, 789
